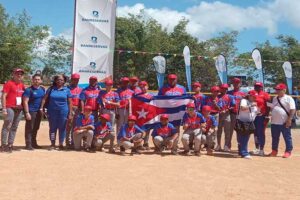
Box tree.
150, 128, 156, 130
0, 4, 49, 82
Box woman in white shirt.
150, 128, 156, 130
236, 90, 259, 159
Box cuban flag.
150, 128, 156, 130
131, 95, 194, 129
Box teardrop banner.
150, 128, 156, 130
215, 54, 227, 84
183, 46, 192, 92
153, 56, 166, 89
282, 61, 293, 94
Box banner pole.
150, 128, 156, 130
71, 0, 77, 75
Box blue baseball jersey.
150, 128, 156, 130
97, 90, 120, 109
182, 112, 206, 129
47, 86, 72, 111
74, 114, 95, 131
94, 121, 112, 137
152, 123, 177, 138
117, 124, 143, 140
23, 86, 45, 112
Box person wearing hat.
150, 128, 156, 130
93, 113, 115, 153
1, 68, 26, 152
116, 77, 134, 134
158, 74, 186, 96
201, 105, 218, 155
268, 83, 295, 158
98, 79, 120, 132
151, 114, 179, 155
235, 90, 259, 159
192, 82, 206, 112
40, 74, 73, 150
66, 73, 82, 149
117, 115, 145, 155
22, 73, 45, 150
204, 86, 223, 129
216, 83, 236, 152
73, 105, 95, 152
79, 76, 101, 122
136, 81, 154, 150
129, 76, 142, 95
251, 82, 271, 156
227, 78, 246, 151
181, 102, 206, 156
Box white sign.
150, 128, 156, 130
215, 55, 226, 72
72, 0, 116, 86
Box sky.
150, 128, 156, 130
1, 0, 300, 53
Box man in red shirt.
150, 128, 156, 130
1, 68, 26, 153
129, 76, 142, 95
66, 73, 82, 148
252, 82, 271, 156
227, 78, 246, 150
192, 82, 206, 112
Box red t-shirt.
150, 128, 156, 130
254, 90, 270, 115
2, 80, 25, 108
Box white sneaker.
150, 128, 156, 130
250, 148, 260, 155
258, 150, 265, 156
243, 155, 252, 159
215, 145, 221, 151
224, 145, 230, 152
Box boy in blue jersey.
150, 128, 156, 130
152, 114, 179, 155
73, 105, 95, 152
23, 74, 45, 150
117, 115, 145, 155
181, 102, 206, 156
93, 114, 115, 153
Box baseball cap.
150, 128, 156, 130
168, 74, 177, 80
192, 82, 201, 87
13, 68, 24, 74
274, 83, 287, 90
100, 114, 110, 121
139, 81, 148, 86
248, 90, 257, 97
232, 78, 241, 84
160, 114, 169, 120
128, 115, 137, 122
129, 76, 139, 82
220, 83, 229, 89
202, 105, 212, 112
84, 105, 92, 111
71, 73, 80, 79
211, 86, 220, 92
105, 79, 113, 86
89, 76, 98, 80
186, 102, 195, 108
121, 77, 130, 83
254, 82, 263, 87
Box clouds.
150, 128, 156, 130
117, 0, 300, 41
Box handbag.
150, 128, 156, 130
234, 100, 256, 135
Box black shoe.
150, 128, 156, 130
120, 146, 125, 155
0, 145, 6, 152
131, 148, 141, 154
25, 146, 34, 151
58, 145, 64, 151
32, 144, 42, 149
7, 145, 13, 153
48, 145, 55, 151
85, 147, 95, 153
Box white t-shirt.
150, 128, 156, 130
271, 95, 295, 125
237, 99, 258, 122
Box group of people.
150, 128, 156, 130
0, 68, 296, 158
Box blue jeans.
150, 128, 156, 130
254, 115, 265, 150
237, 132, 250, 157
271, 124, 293, 152
48, 109, 68, 145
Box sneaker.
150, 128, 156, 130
171, 150, 178, 155
207, 148, 213, 155
108, 148, 115, 153
258, 150, 265, 156
120, 146, 125, 155
243, 155, 252, 159
215, 145, 221, 151
282, 152, 292, 158
48, 145, 55, 151
32, 143, 42, 149
182, 150, 190, 156
223, 145, 230, 152
58, 145, 64, 151
143, 143, 151, 150
7, 146, 13, 153
250, 148, 260, 155
268, 150, 278, 157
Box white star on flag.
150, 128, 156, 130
137, 108, 148, 119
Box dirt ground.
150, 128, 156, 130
0, 120, 300, 200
